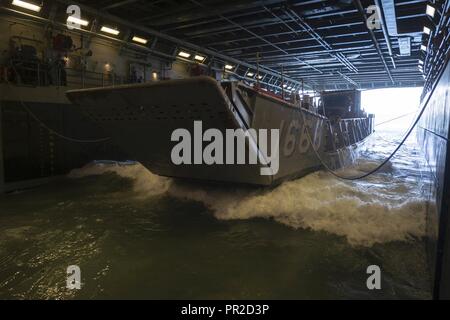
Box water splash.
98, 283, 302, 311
69, 133, 428, 247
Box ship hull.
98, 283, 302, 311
66, 77, 371, 186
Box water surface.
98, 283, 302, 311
0, 130, 433, 299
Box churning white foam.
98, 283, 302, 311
68, 155, 428, 247
69, 162, 171, 196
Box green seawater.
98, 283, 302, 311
0, 132, 433, 299
0, 173, 431, 299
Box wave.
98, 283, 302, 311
68, 157, 427, 247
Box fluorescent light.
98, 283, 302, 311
426, 4, 435, 18
67, 16, 89, 27
423, 26, 431, 35
287, 86, 293, 90
225, 64, 234, 70
257, 75, 263, 80
194, 55, 206, 62
421, 44, 427, 52
247, 72, 254, 77
419, 59, 424, 65
283, 84, 287, 88
12, 0, 41, 12
178, 51, 191, 58
132, 36, 148, 44
101, 26, 120, 36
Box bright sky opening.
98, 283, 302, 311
361, 87, 423, 130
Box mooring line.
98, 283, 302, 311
297, 87, 432, 181
19, 100, 111, 143
7, 64, 111, 144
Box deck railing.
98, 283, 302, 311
1, 60, 129, 89
421, 0, 450, 101
326, 117, 374, 151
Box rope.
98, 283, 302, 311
375, 111, 417, 127
296, 79, 436, 180
7, 63, 111, 143
19, 100, 111, 144
372, 109, 421, 143
298, 101, 426, 180
296, 42, 450, 180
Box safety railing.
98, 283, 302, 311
421, 0, 450, 101
65, 68, 128, 88
1, 60, 129, 89
326, 117, 374, 151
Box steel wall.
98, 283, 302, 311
0, 100, 128, 186
0, 101, 4, 193
418, 61, 450, 299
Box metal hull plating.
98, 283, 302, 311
66, 77, 370, 186
417, 60, 450, 299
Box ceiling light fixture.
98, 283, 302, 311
178, 51, 191, 58
194, 55, 206, 62
132, 36, 148, 44
12, 0, 41, 12
67, 16, 89, 27
426, 4, 436, 18
101, 26, 120, 36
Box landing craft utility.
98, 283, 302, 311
66, 76, 374, 186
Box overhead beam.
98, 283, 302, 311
138, 0, 287, 25
374, 0, 396, 68
53, 0, 307, 88
187, 0, 323, 84
353, 0, 395, 83
380, 0, 398, 35
283, 8, 359, 73
103, 0, 141, 10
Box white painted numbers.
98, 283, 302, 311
366, 265, 381, 290
282, 118, 323, 157
170, 117, 325, 176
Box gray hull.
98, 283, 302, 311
66, 77, 371, 186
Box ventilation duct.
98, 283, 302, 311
380, 0, 398, 36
